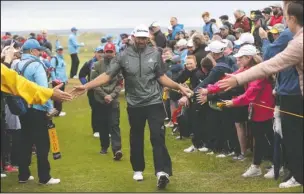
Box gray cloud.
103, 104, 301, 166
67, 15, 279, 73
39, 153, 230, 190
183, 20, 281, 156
1, 1, 281, 31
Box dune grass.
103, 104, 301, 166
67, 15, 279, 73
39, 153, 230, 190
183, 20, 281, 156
1, 40, 303, 193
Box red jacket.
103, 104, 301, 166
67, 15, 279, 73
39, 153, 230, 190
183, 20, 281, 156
233, 16, 251, 33
269, 15, 283, 26
232, 78, 274, 122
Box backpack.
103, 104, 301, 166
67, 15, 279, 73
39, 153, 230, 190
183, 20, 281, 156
51, 56, 59, 73
5, 59, 37, 116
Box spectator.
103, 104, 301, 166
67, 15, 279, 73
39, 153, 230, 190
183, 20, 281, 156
28, 33, 36, 40
220, 25, 230, 39
186, 39, 194, 54
203, 32, 211, 44
269, 3, 284, 26
202, 12, 219, 39
169, 17, 184, 41
149, 22, 167, 48
262, 7, 273, 26
41, 29, 52, 52
192, 34, 209, 68
234, 28, 244, 40
167, 25, 173, 41
251, 12, 267, 52
219, 15, 233, 34
175, 39, 188, 65
68, 27, 85, 79
2, 32, 12, 40
233, 10, 251, 33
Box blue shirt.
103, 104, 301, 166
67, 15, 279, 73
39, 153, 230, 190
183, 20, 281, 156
50, 54, 68, 83
17, 54, 53, 112
68, 33, 83, 54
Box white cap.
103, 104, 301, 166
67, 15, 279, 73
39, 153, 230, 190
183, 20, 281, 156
168, 25, 173, 31
133, 24, 149, 37
233, 44, 257, 58
205, 40, 227, 53
270, 2, 282, 8
234, 33, 255, 45
151, 22, 160, 27
187, 39, 194, 47
176, 39, 188, 47
222, 39, 233, 49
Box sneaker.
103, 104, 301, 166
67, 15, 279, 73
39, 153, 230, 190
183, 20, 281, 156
206, 151, 214, 155
156, 172, 169, 189
40, 178, 61, 185
59, 112, 66, 117
242, 165, 262, 178
93, 132, 100, 138
184, 145, 197, 153
73, 75, 78, 79
172, 126, 178, 134
109, 134, 111, 138
175, 136, 182, 140
232, 154, 246, 161
264, 165, 284, 179
100, 149, 108, 155
198, 147, 209, 152
4, 165, 18, 173
227, 151, 235, 156
1, 173, 7, 178
133, 171, 143, 181
216, 153, 227, 158
165, 122, 174, 128
113, 150, 123, 161
121, 89, 125, 93
279, 177, 301, 188
164, 117, 169, 121
19, 176, 34, 183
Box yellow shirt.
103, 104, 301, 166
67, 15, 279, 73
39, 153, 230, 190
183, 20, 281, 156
1, 64, 53, 105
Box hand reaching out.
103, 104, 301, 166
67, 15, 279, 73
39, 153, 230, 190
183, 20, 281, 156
70, 85, 87, 99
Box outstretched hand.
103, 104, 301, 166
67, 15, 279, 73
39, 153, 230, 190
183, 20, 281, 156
217, 73, 238, 91
178, 84, 193, 98
51, 83, 73, 102
70, 85, 87, 99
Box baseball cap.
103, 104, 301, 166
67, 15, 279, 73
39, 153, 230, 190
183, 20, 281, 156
220, 25, 229, 30
205, 40, 227, 53
95, 46, 104, 52
56, 46, 63, 51
151, 22, 160, 27
219, 15, 229, 20
222, 39, 233, 49
176, 39, 188, 47
233, 44, 257, 58
71, 27, 78, 31
104, 43, 116, 52
270, 2, 282, 8
101, 37, 107, 43
269, 23, 285, 34
22, 39, 46, 51
262, 7, 272, 14
226, 35, 236, 43
187, 40, 194, 47
133, 24, 149, 38
106, 34, 113, 40
234, 33, 255, 45
120, 33, 128, 39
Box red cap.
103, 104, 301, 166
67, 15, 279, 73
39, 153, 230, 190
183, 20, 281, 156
104, 43, 116, 52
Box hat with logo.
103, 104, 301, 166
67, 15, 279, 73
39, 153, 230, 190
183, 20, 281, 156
234, 33, 255, 45
133, 24, 150, 37
233, 44, 257, 58
205, 40, 227, 53
22, 39, 46, 51
104, 43, 116, 52
269, 23, 285, 34
95, 46, 104, 52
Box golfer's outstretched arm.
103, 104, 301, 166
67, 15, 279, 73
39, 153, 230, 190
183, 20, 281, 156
158, 74, 180, 91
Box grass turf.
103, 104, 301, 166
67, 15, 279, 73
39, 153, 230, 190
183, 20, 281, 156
1, 46, 303, 193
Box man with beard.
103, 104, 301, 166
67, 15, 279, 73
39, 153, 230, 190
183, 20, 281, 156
71, 24, 193, 189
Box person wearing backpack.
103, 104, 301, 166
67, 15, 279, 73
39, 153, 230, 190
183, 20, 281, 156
15, 39, 60, 185
50, 46, 68, 117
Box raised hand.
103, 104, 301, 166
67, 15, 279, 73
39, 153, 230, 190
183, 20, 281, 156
69, 85, 87, 99
196, 93, 207, 105
217, 73, 238, 91
51, 83, 73, 102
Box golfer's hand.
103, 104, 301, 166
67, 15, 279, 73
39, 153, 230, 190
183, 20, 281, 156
178, 85, 193, 98
70, 85, 87, 99
218, 73, 238, 91
51, 83, 73, 102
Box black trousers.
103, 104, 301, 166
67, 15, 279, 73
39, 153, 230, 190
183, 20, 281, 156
280, 95, 303, 184
127, 103, 172, 176
250, 119, 274, 166
52, 82, 65, 115
19, 109, 51, 183
1, 112, 10, 168
87, 90, 98, 133
9, 130, 21, 166
204, 108, 222, 151
191, 102, 208, 148
70, 53, 80, 78
95, 102, 121, 154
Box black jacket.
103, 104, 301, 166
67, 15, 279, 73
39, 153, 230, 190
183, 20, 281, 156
192, 44, 209, 67
175, 68, 207, 90
154, 30, 167, 49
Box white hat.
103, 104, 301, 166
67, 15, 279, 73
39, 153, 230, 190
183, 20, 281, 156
222, 39, 233, 49
176, 39, 188, 47
187, 39, 194, 47
234, 33, 255, 45
205, 40, 227, 53
151, 22, 160, 27
133, 24, 149, 37
233, 44, 257, 58
168, 25, 173, 31
270, 2, 282, 8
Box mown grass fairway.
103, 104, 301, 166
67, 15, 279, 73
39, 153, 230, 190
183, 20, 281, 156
1, 35, 303, 192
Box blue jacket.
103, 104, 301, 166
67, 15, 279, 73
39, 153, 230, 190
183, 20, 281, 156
50, 54, 68, 83
170, 24, 184, 41
68, 33, 83, 54
17, 54, 53, 112
180, 49, 188, 66
203, 22, 217, 39
262, 28, 301, 95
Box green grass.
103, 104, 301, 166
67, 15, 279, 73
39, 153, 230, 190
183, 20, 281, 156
1, 43, 303, 192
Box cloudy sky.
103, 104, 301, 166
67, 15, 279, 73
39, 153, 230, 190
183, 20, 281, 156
1, 1, 282, 31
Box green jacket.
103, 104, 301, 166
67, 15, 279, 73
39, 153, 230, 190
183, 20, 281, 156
90, 58, 123, 105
